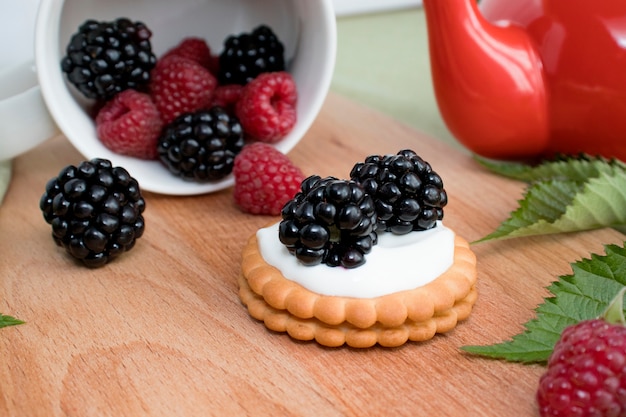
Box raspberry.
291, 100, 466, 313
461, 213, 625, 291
158, 107, 244, 182
61, 18, 156, 100
232, 143, 305, 215
279, 176, 378, 268
235, 71, 297, 143
537, 298, 626, 417
161, 37, 213, 72
210, 84, 243, 115
39, 158, 146, 268
95, 89, 163, 159
209, 55, 220, 76
218, 25, 285, 85
149, 55, 217, 124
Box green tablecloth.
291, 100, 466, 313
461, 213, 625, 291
331, 7, 459, 149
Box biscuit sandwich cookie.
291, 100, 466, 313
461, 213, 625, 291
238, 150, 478, 348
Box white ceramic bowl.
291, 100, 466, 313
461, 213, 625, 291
35, 0, 336, 195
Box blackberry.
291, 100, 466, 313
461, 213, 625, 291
61, 18, 157, 100
350, 149, 448, 234
157, 107, 245, 182
39, 158, 146, 268
279, 176, 378, 269
218, 25, 286, 85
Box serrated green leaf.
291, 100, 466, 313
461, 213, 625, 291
475, 154, 626, 183
553, 171, 626, 229
461, 244, 626, 363
477, 169, 626, 242
476, 180, 583, 242
0, 313, 24, 329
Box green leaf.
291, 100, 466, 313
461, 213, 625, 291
474, 154, 626, 183
461, 244, 626, 363
475, 157, 626, 242
476, 180, 583, 242
0, 313, 24, 329
602, 287, 626, 325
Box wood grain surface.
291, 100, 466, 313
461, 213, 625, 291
1, 93, 624, 417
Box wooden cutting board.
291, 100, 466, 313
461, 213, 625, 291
1, 93, 624, 417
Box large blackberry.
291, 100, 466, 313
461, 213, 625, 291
157, 107, 245, 182
350, 150, 448, 234
218, 25, 286, 85
279, 176, 378, 269
61, 18, 157, 100
39, 158, 146, 268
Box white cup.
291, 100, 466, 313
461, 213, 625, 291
0, 61, 60, 161
0, 0, 60, 161
33, 0, 337, 195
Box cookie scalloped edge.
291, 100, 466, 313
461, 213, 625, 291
241, 232, 477, 329
238, 273, 478, 348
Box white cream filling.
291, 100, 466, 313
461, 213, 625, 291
256, 221, 455, 298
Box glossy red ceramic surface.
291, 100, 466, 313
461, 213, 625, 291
423, 0, 626, 161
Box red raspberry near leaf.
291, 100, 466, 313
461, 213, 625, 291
161, 37, 213, 72
536, 318, 626, 417
235, 71, 297, 144
233, 142, 305, 215
95, 89, 163, 159
149, 55, 217, 124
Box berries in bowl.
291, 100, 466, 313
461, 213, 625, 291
35, 0, 336, 195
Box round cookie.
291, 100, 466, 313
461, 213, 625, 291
239, 229, 478, 348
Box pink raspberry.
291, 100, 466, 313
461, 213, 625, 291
235, 71, 297, 144
95, 89, 163, 159
210, 84, 243, 114
149, 55, 217, 124
536, 318, 626, 417
233, 143, 305, 215
161, 37, 213, 72
209, 54, 220, 76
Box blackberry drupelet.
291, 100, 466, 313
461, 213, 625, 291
61, 18, 157, 100
350, 149, 448, 234
157, 107, 245, 182
279, 175, 378, 269
40, 158, 146, 268
218, 25, 286, 85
